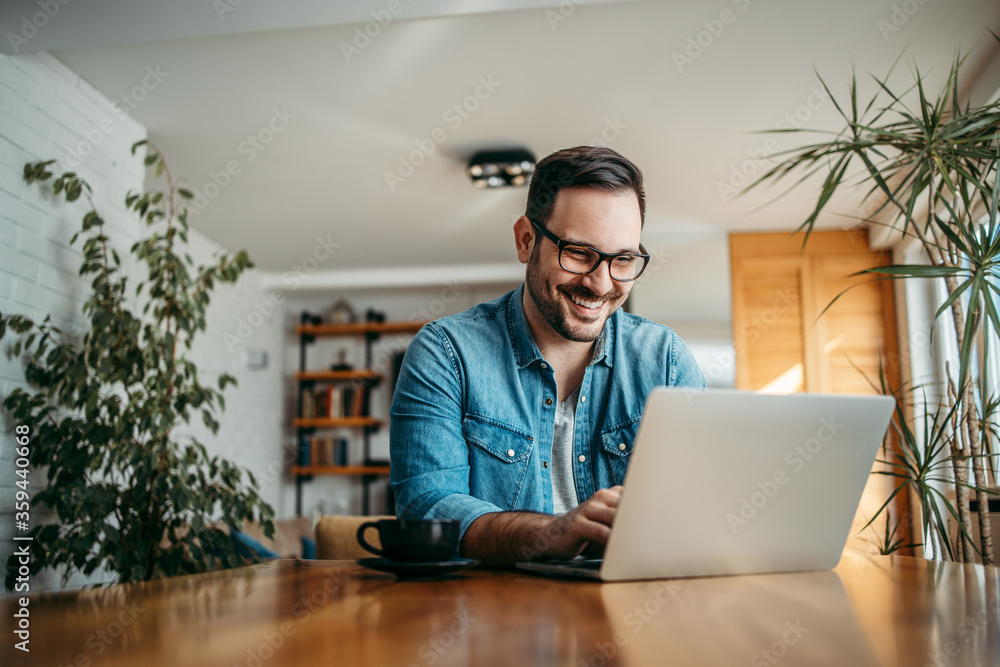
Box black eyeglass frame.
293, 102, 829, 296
529, 219, 650, 282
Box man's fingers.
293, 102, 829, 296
592, 486, 624, 507
543, 487, 624, 558
580, 503, 616, 526
566, 504, 616, 543
575, 518, 612, 545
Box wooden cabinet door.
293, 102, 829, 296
731, 255, 807, 392
810, 253, 899, 395
730, 230, 899, 395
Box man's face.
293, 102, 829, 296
524, 187, 643, 343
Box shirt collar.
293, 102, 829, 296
507, 283, 615, 369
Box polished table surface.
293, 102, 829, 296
3, 555, 999, 666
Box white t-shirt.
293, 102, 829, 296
551, 386, 580, 515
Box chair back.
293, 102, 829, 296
315, 515, 394, 560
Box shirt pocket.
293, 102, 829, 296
600, 416, 642, 485
462, 415, 534, 510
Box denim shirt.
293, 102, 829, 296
389, 284, 706, 539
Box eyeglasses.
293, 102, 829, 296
530, 219, 650, 282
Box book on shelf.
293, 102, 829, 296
299, 384, 371, 419
301, 389, 315, 419
351, 385, 365, 418
310, 437, 324, 467
334, 438, 348, 466
326, 386, 343, 419
302, 436, 349, 467
297, 434, 310, 466
341, 385, 354, 418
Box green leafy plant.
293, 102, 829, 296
747, 44, 1000, 563
2, 141, 274, 588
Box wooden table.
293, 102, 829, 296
3, 555, 999, 666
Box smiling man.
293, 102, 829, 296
389, 146, 705, 565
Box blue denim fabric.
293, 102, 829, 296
389, 284, 705, 539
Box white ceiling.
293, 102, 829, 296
4, 0, 1000, 281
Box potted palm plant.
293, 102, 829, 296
747, 44, 1000, 563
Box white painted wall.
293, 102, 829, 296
0, 52, 283, 592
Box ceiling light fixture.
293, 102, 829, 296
467, 149, 535, 188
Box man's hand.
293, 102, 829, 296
461, 486, 623, 566
544, 486, 623, 559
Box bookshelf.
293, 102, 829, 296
292, 314, 425, 515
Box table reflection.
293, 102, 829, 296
598, 569, 878, 666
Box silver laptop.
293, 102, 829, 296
516, 387, 895, 581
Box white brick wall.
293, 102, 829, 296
0, 52, 283, 593
174, 246, 284, 515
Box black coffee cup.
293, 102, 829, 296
356, 518, 460, 562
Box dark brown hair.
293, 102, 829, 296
525, 146, 646, 230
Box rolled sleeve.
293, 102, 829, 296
424, 493, 503, 540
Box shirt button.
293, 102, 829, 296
578, 455, 586, 463
580, 395, 586, 403
541, 362, 548, 369
618, 443, 627, 451
542, 461, 549, 469
545, 398, 553, 406
507, 449, 516, 457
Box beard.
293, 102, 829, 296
525, 243, 626, 343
